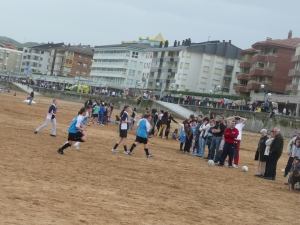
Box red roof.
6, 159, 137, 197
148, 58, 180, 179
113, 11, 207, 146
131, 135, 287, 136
252, 38, 300, 49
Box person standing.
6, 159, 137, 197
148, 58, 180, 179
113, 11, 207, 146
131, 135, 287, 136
264, 127, 284, 180
284, 132, 300, 177
194, 115, 203, 155
226, 116, 247, 168
216, 121, 239, 167
157, 111, 168, 138
183, 121, 193, 154
28, 90, 34, 105
164, 111, 178, 139
129, 107, 137, 130
285, 101, 290, 115
34, 99, 58, 136
111, 105, 131, 153
127, 114, 154, 158
254, 129, 269, 177
197, 117, 210, 157
57, 107, 88, 155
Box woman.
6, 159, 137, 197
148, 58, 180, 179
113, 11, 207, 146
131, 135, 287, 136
111, 105, 131, 153
150, 108, 158, 137
57, 107, 88, 155
106, 104, 111, 125
129, 107, 137, 130
164, 111, 178, 139
197, 117, 210, 157
183, 121, 194, 153
156, 110, 164, 131
157, 111, 168, 138
255, 129, 270, 177
204, 119, 215, 159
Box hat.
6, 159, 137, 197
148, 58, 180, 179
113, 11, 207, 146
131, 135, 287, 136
260, 129, 267, 133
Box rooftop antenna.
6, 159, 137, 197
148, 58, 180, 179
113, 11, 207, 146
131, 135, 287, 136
208, 36, 210, 41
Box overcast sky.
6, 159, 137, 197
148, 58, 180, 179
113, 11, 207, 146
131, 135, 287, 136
1, 0, 299, 49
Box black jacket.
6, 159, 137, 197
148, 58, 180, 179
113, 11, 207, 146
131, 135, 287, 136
270, 133, 284, 156
258, 135, 268, 162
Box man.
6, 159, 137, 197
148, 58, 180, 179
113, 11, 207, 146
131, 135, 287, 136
241, 98, 246, 110
264, 127, 284, 180
285, 101, 290, 115
284, 131, 300, 177
127, 114, 154, 158
28, 90, 34, 105
208, 115, 226, 163
226, 116, 247, 168
195, 115, 203, 155
34, 99, 58, 136
216, 121, 239, 168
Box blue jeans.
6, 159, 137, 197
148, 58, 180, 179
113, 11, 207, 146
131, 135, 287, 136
198, 136, 207, 157
209, 136, 222, 162
195, 137, 199, 154
28, 97, 33, 105
98, 114, 103, 124
129, 117, 135, 130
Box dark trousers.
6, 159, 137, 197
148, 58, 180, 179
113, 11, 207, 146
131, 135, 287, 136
264, 153, 281, 178
284, 156, 294, 176
184, 135, 193, 153
219, 143, 235, 166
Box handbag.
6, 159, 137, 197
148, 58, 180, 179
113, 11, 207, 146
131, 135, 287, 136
254, 148, 259, 161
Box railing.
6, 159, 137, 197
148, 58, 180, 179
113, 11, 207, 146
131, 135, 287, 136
253, 52, 277, 57
251, 66, 275, 71
90, 70, 126, 75
93, 53, 130, 57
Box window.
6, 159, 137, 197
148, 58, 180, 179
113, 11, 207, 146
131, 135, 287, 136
182, 74, 187, 81
132, 51, 138, 58
78, 62, 82, 67
85, 56, 89, 60
139, 62, 143, 67
186, 52, 191, 58
258, 62, 265, 68
41, 51, 44, 54
227, 59, 234, 65
180, 62, 183, 69
184, 63, 189, 69
128, 69, 135, 76
182, 51, 185, 57
23, 56, 26, 59
203, 66, 209, 73
79, 55, 82, 59
83, 63, 87, 68
216, 57, 224, 64
233, 83, 237, 89
178, 73, 181, 79
40, 57, 43, 61
130, 61, 137, 67
205, 55, 211, 62
214, 68, 222, 75
126, 79, 134, 85
76, 70, 81, 74
82, 71, 86, 75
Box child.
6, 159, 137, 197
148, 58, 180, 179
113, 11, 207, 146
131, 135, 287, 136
115, 115, 121, 125
179, 121, 186, 151
172, 129, 178, 139
285, 156, 300, 185
288, 169, 300, 191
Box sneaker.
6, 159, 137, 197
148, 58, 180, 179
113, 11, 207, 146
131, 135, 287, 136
215, 163, 223, 167
34, 131, 37, 134
228, 165, 233, 168
111, 148, 118, 153
128, 151, 133, 155
233, 164, 238, 169
123, 151, 129, 155
74, 145, 80, 150
224, 163, 229, 167
50, 134, 56, 137
147, 154, 154, 158
57, 148, 64, 155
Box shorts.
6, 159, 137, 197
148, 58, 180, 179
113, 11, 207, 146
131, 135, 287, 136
68, 132, 84, 142
92, 114, 98, 118
119, 129, 127, 138
135, 136, 148, 144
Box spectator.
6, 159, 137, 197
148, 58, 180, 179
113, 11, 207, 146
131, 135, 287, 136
255, 129, 269, 177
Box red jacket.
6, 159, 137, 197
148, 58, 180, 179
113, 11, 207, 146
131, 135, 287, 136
224, 128, 239, 144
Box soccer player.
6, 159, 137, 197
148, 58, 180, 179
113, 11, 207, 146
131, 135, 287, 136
34, 99, 58, 136
111, 105, 131, 153
57, 107, 87, 155
127, 114, 154, 158
74, 105, 92, 150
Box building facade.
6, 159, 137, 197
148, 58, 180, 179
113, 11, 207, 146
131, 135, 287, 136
236, 31, 300, 97
0, 47, 23, 74
48, 45, 93, 77
90, 34, 163, 88
286, 44, 300, 96
143, 40, 242, 95
20, 43, 64, 74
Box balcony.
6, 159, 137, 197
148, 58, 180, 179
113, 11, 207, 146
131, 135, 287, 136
90, 70, 126, 78
251, 53, 277, 63
235, 86, 249, 93
240, 61, 252, 68
285, 83, 298, 92
291, 55, 300, 63
223, 76, 231, 82
163, 57, 180, 62
222, 87, 230, 92
246, 83, 261, 90
225, 65, 234, 71
237, 73, 249, 80
91, 62, 128, 69
93, 53, 130, 60
249, 67, 275, 77
288, 68, 300, 77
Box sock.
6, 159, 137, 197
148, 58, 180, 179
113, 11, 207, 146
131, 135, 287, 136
113, 143, 119, 149
124, 146, 127, 152
130, 143, 136, 152
180, 142, 183, 149
74, 142, 80, 147
144, 148, 149, 155
61, 143, 71, 150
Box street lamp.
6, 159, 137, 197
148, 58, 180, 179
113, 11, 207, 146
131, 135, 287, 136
260, 84, 272, 102
209, 85, 221, 103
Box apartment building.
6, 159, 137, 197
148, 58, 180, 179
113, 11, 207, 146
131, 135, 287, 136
286, 44, 300, 95
236, 31, 300, 96
90, 34, 163, 88
48, 45, 93, 77
143, 40, 242, 95
0, 47, 23, 73
20, 43, 64, 73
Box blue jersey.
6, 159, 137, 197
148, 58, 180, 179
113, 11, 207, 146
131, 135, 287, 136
68, 115, 84, 133
81, 112, 89, 125
136, 119, 151, 138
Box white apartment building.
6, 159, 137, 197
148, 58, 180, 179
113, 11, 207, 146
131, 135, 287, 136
286, 43, 300, 96
20, 43, 64, 74
144, 40, 242, 95
0, 47, 23, 74
90, 34, 164, 89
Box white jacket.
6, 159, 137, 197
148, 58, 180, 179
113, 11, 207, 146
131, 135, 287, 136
199, 123, 211, 137
264, 137, 274, 155
287, 136, 297, 154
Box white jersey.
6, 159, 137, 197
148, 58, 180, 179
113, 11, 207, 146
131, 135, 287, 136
235, 123, 245, 140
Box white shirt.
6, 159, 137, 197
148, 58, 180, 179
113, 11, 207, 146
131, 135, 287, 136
235, 123, 245, 140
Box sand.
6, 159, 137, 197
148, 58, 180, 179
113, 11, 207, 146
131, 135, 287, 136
0, 91, 298, 225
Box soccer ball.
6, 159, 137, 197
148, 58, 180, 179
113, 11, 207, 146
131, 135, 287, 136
207, 160, 215, 167
242, 166, 248, 172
